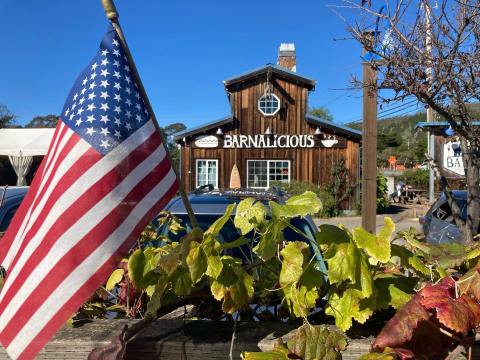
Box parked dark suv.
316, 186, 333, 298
155, 187, 327, 276
0, 187, 29, 235
420, 190, 467, 244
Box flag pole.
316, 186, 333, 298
100, 0, 198, 228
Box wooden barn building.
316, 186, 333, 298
174, 44, 362, 207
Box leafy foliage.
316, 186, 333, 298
368, 276, 480, 359
25, 114, 59, 128
317, 218, 418, 331
241, 325, 347, 360
308, 106, 333, 122
0, 104, 15, 128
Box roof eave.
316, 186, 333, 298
306, 115, 362, 140
173, 116, 234, 141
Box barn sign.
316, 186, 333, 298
443, 140, 465, 176
223, 134, 315, 149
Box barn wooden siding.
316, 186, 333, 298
179, 74, 360, 209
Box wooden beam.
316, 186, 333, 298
361, 32, 378, 233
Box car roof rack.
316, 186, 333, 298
191, 186, 287, 203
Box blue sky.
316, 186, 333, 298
1, 0, 370, 128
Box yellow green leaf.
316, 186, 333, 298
234, 198, 266, 235
106, 269, 124, 291
352, 217, 394, 263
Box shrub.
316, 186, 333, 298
271, 181, 337, 217
399, 168, 429, 189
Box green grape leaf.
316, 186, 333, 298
326, 288, 375, 331
358, 251, 374, 298
128, 249, 149, 288
210, 262, 254, 314
316, 224, 351, 245
253, 222, 284, 261
234, 198, 266, 235
358, 347, 399, 360
106, 269, 124, 291
352, 217, 394, 263
205, 203, 235, 236
283, 284, 319, 318
146, 275, 169, 317
279, 242, 308, 286
324, 240, 358, 285
172, 268, 192, 296
158, 251, 181, 277
374, 276, 416, 310
270, 191, 322, 219
408, 256, 431, 276
202, 235, 223, 279
185, 240, 207, 284
241, 345, 289, 360
286, 324, 347, 360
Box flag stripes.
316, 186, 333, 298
0, 119, 178, 359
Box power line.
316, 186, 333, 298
344, 100, 420, 124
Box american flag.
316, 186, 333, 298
0, 27, 179, 359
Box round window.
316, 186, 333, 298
258, 93, 280, 116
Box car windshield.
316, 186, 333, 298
433, 198, 467, 222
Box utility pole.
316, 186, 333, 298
425, 0, 435, 203
362, 31, 378, 234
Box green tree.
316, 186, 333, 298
0, 105, 16, 128
25, 115, 59, 128
308, 106, 333, 121
160, 122, 186, 171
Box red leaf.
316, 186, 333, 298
420, 277, 476, 335
372, 293, 431, 351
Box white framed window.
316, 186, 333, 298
247, 160, 290, 189
258, 93, 280, 116
196, 159, 218, 188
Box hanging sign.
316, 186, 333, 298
443, 140, 465, 176
194, 135, 219, 148
223, 134, 315, 149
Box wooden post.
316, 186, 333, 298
361, 32, 378, 233
100, 0, 198, 228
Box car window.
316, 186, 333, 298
0, 205, 19, 232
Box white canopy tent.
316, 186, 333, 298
0, 128, 55, 185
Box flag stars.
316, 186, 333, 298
77, 107, 84, 115
73, 93, 79, 101
88, 92, 96, 100
100, 103, 110, 111
100, 115, 110, 123
81, 87, 87, 95
100, 127, 110, 136
82, 77, 88, 85
136, 114, 142, 122
113, 82, 121, 90
101, 58, 109, 66
100, 139, 111, 149
125, 122, 132, 130
101, 49, 109, 57
75, 119, 83, 126
114, 105, 121, 114
125, 76, 131, 85
86, 127, 96, 136
87, 103, 96, 112
100, 80, 110, 88
113, 49, 120, 57
114, 117, 121, 126
125, 99, 132, 106
91, 62, 99, 70
135, 103, 141, 111
79, 97, 86, 105
86, 115, 95, 123
100, 91, 109, 99
114, 129, 121, 139
112, 38, 119, 46
113, 71, 121, 79
90, 72, 97, 80
89, 82, 97, 90
125, 110, 132, 118
100, 69, 110, 77
114, 93, 121, 102
113, 60, 120, 67
124, 65, 130, 72
125, 87, 132, 95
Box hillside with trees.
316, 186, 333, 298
349, 111, 428, 168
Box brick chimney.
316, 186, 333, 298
277, 43, 296, 72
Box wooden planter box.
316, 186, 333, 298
0, 320, 474, 359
